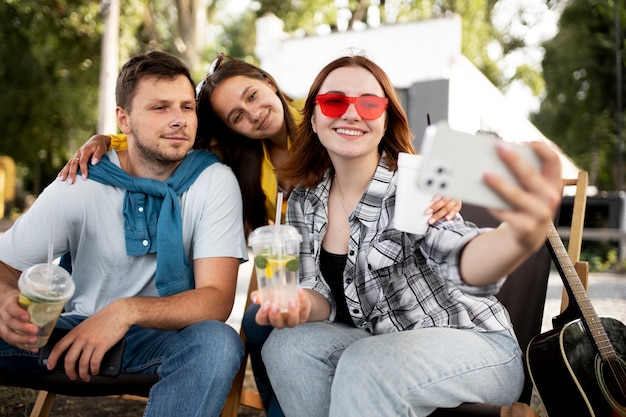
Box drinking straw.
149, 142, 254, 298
47, 223, 53, 270
275, 192, 283, 226
274, 192, 285, 285
274, 192, 283, 251
47, 222, 53, 291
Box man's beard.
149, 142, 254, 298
130, 125, 188, 171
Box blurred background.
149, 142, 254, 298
0, 0, 625, 270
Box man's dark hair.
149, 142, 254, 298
115, 51, 194, 111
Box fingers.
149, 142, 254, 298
254, 290, 304, 329
91, 144, 107, 165
528, 141, 563, 195
57, 164, 71, 182
490, 141, 562, 213
428, 196, 462, 224
484, 141, 563, 250
0, 297, 39, 351
58, 155, 85, 184
58, 137, 108, 183
45, 329, 109, 382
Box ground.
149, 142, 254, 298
0, 384, 550, 417
0, 385, 266, 417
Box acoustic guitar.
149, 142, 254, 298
526, 224, 626, 416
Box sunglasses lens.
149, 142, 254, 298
316, 94, 387, 120
317, 94, 349, 118
356, 96, 388, 119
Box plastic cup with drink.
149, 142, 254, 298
249, 224, 302, 317
16, 263, 75, 349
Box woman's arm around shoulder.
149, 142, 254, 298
58, 134, 124, 183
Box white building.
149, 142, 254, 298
254, 13, 580, 179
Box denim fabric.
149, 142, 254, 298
0, 314, 245, 417
242, 304, 285, 417
262, 322, 524, 417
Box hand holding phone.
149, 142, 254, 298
38, 327, 125, 377
417, 122, 542, 210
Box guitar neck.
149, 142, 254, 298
546, 224, 618, 361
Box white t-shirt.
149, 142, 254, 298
0, 151, 248, 317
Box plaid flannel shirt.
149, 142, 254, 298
287, 158, 513, 335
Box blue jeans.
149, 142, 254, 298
0, 314, 244, 417
262, 322, 524, 417
242, 304, 285, 417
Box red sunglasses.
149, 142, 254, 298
315, 94, 388, 120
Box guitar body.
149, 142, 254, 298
527, 317, 626, 417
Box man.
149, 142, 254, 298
0, 51, 248, 416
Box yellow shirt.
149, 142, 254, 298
262, 98, 304, 224
110, 133, 128, 151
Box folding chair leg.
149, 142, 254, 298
30, 391, 56, 417
221, 354, 248, 417
501, 402, 539, 417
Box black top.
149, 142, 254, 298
319, 246, 354, 326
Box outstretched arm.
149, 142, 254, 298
459, 141, 562, 286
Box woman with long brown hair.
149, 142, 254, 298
254, 54, 563, 417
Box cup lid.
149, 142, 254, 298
248, 224, 302, 246
18, 264, 75, 301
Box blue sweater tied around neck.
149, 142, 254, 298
83, 150, 220, 296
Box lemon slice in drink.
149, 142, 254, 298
18, 294, 31, 308
27, 302, 60, 327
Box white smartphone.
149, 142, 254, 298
417, 121, 542, 210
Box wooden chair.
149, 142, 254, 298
221, 269, 264, 416
0, 266, 261, 417
559, 172, 589, 311
428, 171, 589, 417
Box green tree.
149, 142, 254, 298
0, 0, 558, 201
532, 0, 626, 190
0, 0, 102, 195
0, 0, 223, 199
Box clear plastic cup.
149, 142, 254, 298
248, 225, 302, 316
17, 264, 75, 348
395, 152, 435, 235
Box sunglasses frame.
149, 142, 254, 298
315, 93, 388, 120
195, 53, 231, 99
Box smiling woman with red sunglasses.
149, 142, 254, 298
254, 54, 564, 417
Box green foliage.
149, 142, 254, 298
532, 0, 626, 190
0, 0, 560, 201
580, 240, 621, 272
0, 0, 101, 194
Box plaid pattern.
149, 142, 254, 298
287, 158, 513, 335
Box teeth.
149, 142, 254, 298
336, 129, 362, 136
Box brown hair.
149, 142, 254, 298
115, 51, 194, 112
277, 55, 414, 189
194, 58, 298, 236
